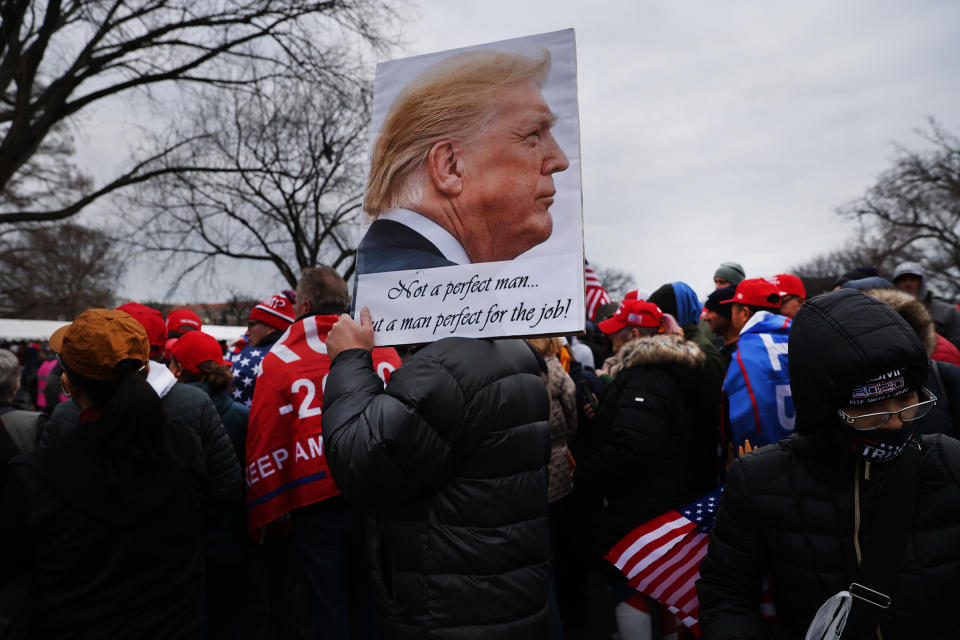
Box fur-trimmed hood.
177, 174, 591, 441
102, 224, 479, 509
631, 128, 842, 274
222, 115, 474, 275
866, 287, 936, 356
603, 334, 705, 378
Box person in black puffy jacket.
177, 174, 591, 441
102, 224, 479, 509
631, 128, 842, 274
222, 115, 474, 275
697, 288, 960, 639
575, 299, 716, 638
321, 308, 552, 640
577, 300, 715, 556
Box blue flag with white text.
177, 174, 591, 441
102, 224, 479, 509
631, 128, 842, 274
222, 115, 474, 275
722, 311, 794, 448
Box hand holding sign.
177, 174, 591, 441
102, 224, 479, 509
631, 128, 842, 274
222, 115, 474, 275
327, 307, 375, 359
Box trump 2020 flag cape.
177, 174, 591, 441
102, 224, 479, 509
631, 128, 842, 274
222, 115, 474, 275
722, 311, 794, 449
245, 314, 401, 535
606, 488, 724, 637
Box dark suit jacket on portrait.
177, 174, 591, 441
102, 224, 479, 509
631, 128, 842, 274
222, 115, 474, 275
355, 218, 458, 276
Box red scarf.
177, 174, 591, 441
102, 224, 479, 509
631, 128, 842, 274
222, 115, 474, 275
245, 315, 401, 534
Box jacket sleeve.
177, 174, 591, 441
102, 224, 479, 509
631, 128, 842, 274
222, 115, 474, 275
574, 374, 672, 495
321, 348, 463, 506
194, 392, 243, 503
696, 457, 768, 639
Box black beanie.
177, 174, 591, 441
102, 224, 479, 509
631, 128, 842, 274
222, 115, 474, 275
648, 284, 677, 318
704, 286, 735, 319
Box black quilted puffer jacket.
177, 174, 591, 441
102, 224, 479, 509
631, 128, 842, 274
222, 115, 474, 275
697, 289, 960, 639
322, 338, 551, 640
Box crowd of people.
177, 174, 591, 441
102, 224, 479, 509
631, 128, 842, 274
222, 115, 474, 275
1, 258, 959, 639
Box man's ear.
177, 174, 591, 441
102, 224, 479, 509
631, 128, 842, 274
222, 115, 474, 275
295, 298, 312, 319
426, 140, 463, 197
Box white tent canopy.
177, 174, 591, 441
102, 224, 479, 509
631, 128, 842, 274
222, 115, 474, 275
0, 319, 246, 344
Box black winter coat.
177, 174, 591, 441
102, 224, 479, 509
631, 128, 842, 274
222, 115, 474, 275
575, 334, 715, 557
322, 338, 552, 640
697, 289, 960, 639
919, 359, 960, 438
44, 382, 242, 503
0, 417, 208, 638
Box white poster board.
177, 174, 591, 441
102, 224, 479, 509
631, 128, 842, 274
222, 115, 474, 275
354, 29, 584, 345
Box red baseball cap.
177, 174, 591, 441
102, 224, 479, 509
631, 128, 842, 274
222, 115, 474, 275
598, 300, 664, 334
249, 294, 295, 331
166, 308, 203, 334
720, 278, 781, 309
168, 330, 229, 374
116, 302, 167, 357
770, 273, 806, 299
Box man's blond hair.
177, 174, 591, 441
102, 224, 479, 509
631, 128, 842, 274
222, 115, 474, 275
364, 48, 551, 216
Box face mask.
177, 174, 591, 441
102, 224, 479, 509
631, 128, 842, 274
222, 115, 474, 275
836, 423, 917, 463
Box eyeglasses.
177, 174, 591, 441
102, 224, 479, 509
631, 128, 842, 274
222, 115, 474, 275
837, 388, 937, 431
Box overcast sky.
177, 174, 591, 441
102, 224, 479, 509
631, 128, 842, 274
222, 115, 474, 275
113, 0, 960, 304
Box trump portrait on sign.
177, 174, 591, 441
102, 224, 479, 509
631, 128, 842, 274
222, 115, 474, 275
357, 42, 577, 276
353, 29, 584, 346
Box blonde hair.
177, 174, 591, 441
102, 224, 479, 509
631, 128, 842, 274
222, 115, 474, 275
527, 337, 562, 357
364, 48, 551, 216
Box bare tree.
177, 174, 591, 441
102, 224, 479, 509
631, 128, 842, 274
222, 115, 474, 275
790, 221, 908, 295
837, 118, 960, 298
593, 264, 637, 301
0, 0, 394, 226
126, 62, 371, 288
0, 223, 125, 318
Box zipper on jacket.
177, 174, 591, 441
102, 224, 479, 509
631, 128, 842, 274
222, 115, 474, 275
854, 458, 863, 565
854, 458, 884, 640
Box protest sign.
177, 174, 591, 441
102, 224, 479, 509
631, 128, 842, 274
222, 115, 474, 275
355, 28, 584, 345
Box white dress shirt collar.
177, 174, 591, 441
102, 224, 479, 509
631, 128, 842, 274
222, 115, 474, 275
379, 208, 470, 265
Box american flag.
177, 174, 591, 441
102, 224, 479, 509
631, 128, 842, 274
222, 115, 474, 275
606, 487, 776, 637
226, 343, 267, 407
585, 260, 611, 322
605, 488, 722, 638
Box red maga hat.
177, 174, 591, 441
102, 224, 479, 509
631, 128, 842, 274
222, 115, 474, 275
770, 273, 806, 299
116, 302, 167, 355
720, 278, 781, 309
598, 300, 664, 334
166, 308, 203, 334
168, 330, 229, 374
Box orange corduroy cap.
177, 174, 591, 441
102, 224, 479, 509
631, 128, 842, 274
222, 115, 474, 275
49, 309, 150, 381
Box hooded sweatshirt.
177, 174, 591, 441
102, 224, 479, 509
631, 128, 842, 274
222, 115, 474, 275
892, 261, 960, 348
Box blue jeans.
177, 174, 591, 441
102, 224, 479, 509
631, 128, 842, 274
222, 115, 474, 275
292, 502, 379, 640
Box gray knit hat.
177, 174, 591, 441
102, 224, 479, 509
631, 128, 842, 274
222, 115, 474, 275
714, 262, 745, 286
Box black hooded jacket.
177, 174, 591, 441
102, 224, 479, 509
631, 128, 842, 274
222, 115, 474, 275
575, 334, 716, 558
697, 289, 960, 639
321, 338, 551, 640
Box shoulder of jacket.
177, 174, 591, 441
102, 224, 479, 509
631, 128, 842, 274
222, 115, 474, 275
163, 383, 217, 417
920, 434, 960, 484
731, 441, 797, 485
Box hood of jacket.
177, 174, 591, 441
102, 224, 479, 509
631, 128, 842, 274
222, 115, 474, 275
648, 281, 702, 326
604, 333, 705, 378
892, 261, 927, 298
865, 287, 936, 356
788, 289, 927, 436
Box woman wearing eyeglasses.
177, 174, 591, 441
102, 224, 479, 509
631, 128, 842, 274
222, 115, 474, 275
0, 309, 208, 638
697, 288, 960, 639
